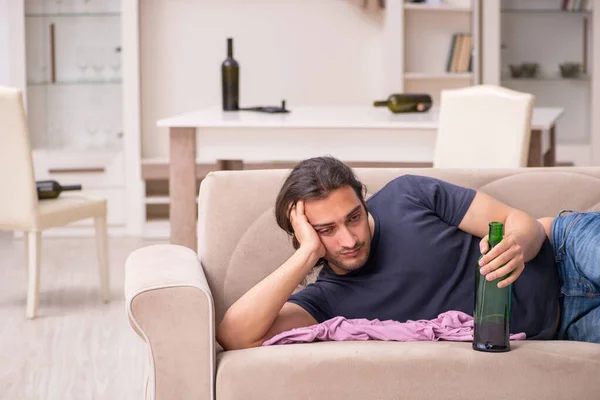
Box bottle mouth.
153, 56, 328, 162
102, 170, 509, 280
488, 221, 504, 236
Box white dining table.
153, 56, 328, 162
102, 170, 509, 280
158, 105, 563, 250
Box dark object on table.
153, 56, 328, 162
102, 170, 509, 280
509, 63, 538, 78
559, 62, 582, 78
521, 63, 538, 78
222, 38, 239, 111
373, 93, 432, 113
509, 64, 523, 78
240, 100, 290, 114
36, 180, 82, 200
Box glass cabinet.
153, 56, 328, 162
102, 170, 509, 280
24, 0, 123, 153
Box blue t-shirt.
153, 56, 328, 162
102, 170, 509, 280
288, 175, 560, 340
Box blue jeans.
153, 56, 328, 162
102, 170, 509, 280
551, 210, 600, 343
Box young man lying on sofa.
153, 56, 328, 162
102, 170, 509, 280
217, 156, 600, 350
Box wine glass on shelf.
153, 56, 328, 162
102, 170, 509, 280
76, 46, 90, 82
90, 46, 105, 82
55, 0, 65, 14
83, 0, 93, 13
110, 46, 121, 82
85, 121, 98, 149
91, 63, 104, 83
46, 123, 63, 149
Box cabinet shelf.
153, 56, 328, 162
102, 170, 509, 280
25, 12, 120, 18
502, 74, 591, 82
404, 72, 472, 80
27, 80, 122, 86
403, 4, 472, 13
501, 9, 591, 15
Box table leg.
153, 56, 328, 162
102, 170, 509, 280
217, 160, 244, 170
169, 127, 197, 251
543, 125, 556, 167
528, 129, 542, 167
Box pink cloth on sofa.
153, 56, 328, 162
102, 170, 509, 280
262, 311, 526, 346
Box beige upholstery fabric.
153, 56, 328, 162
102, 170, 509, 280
199, 167, 600, 325
125, 166, 600, 400
0, 85, 108, 232
0, 85, 110, 319
125, 244, 215, 400
0, 86, 38, 230
217, 341, 600, 400
37, 192, 107, 230
434, 85, 534, 168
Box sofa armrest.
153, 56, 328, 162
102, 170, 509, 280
125, 244, 215, 400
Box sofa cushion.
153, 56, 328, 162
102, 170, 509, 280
216, 341, 600, 400
223, 205, 328, 312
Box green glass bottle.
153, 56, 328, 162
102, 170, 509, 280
221, 38, 239, 111
36, 180, 82, 200
373, 93, 432, 113
473, 222, 512, 352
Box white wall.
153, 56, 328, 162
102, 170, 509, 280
1, 0, 25, 91
140, 0, 386, 159
0, 0, 10, 86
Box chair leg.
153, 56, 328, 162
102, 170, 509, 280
26, 231, 41, 319
94, 215, 110, 302
23, 231, 29, 281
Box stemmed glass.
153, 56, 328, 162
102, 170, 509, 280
76, 45, 89, 82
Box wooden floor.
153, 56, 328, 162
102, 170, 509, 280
0, 232, 163, 400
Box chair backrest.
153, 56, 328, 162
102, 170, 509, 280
0, 86, 39, 231
433, 84, 534, 168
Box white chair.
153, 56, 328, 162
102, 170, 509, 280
0, 86, 110, 319
433, 84, 534, 168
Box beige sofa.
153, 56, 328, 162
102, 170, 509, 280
125, 167, 600, 400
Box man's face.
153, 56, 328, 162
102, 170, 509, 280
304, 186, 372, 274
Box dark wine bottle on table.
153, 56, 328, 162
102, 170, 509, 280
473, 222, 512, 353
36, 180, 82, 200
221, 37, 239, 111
373, 93, 432, 113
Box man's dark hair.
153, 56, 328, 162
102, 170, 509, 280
275, 156, 367, 249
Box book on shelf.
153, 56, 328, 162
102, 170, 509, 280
446, 33, 472, 73
562, 0, 593, 11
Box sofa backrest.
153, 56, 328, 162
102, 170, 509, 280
197, 167, 600, 325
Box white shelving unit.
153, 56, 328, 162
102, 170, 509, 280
385, 0, 480, 106
498, 0, 596, 166
7, 0, 143, 236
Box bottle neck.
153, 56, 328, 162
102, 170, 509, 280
227, 38, 233, 58
488, 222, 504, 248
373, 100, 388, 107
62, 185, 82, 191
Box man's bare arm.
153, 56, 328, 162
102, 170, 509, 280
217, 248, 319, 350
217, 201, 323, 350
